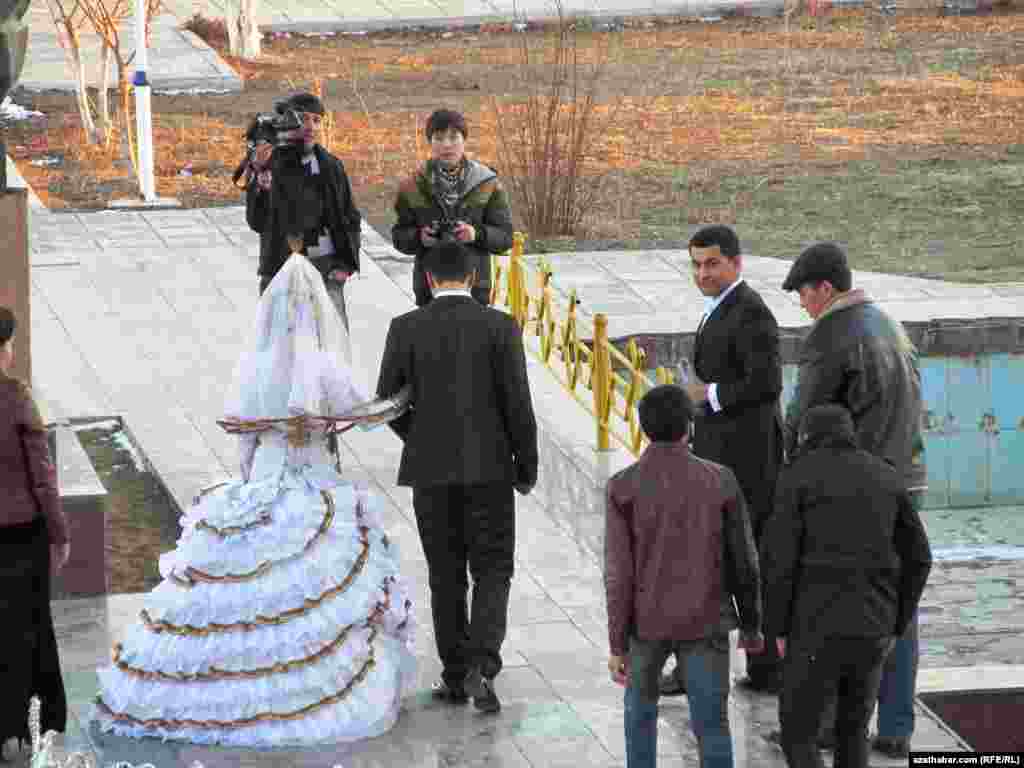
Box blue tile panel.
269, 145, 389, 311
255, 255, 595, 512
777, 354, 1024, 509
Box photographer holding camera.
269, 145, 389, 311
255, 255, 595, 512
393, 110, 513, 307
244, 92, 362, 333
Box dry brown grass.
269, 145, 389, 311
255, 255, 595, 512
10, 8, 1024, 211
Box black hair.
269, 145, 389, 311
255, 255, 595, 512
423, 242, 474, 284
426, 109, 468, 141
795, 242, 852, 292
0, 307, 15, 346
799, 403, 856, 446
638, 385, 694, 443
689, 225, 740, 259
287, 92, 325, 115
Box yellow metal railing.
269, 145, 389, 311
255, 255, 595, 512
491, 232, 676, 456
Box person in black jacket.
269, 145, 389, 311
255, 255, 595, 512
663, 224, 784, 696
245, 92, 362, 331
762, 404, 932, 768
781, 242, 927, 757
375, 241, 538, 715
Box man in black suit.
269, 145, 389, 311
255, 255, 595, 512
661, 224, 784, 696
376, 241, 539, 714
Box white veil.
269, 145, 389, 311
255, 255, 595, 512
225, 252, 363, 423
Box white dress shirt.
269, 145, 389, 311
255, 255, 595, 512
700, 277, 744, 413
432, 288, 473, 300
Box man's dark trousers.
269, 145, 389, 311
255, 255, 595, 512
818, 492, 925, 744
413, 482, 515, 686
781, 635, 893, 768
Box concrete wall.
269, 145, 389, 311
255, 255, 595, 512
0, 189, 31, 382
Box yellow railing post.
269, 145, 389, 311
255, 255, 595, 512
593, 314, 612, 452
495, 231, 679, 458
508, 233, 527, 330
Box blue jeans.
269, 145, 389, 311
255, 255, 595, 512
876, 490, 925, 741
876, 611, 919, 740
625, 634, 733, 768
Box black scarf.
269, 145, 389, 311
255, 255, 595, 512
431, 159, 467, 216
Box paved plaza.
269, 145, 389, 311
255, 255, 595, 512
8, 0, 1024, 761
17, 204, 1024, 765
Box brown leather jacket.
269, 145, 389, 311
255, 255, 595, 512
783, 290, 927, 492
604, 441, 761, 657
0, 373, 67, 544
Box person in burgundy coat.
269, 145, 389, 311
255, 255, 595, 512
0, 307, 69, 760
605, 384, 763, 768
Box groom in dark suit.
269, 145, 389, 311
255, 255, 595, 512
376, 241, 538, 714
662, 225, 785, 695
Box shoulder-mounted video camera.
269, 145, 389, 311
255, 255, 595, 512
232, 98, 304, 186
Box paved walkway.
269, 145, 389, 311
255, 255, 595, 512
20, 1, 240, 93
24, 206, 974, 766
16, 0, 775, 102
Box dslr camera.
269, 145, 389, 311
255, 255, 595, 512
430, 215, 459, 242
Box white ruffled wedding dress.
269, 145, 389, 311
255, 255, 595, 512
93, 254, 416, 747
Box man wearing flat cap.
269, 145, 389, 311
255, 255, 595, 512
246, 91, 362, 334
778, 242, 928, 759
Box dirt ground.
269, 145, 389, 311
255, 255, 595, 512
9, 7, 1024, 281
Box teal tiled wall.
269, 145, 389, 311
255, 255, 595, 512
781, 354, 1024, 509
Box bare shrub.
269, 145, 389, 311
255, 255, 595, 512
490, 2, 621, 238
182, 12, 227, 49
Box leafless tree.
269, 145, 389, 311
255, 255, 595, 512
44, 0, 99, 142
224, 0, 260, 59
79, 0, 160, 154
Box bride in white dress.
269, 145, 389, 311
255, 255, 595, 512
93, 252, 416, 747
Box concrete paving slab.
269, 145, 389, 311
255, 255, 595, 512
20, 9, 241, 94
24, 207, 985, 766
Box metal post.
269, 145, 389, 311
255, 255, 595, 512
593, 313, 611, 452
133, 0, 156, 202
512, 232, 528, 327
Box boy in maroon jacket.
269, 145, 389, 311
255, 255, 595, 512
604, 384, 763, 768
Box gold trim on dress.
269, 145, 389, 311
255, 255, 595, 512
142, 528, 371, 636
115, 586, 394, 682
96, 631, 378, 730
170, 491, 335, 588
195, 512, 273, 538
113, 623, 358, 682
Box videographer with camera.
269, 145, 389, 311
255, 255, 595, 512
392, 109, 513, 307
243, 92, 362, 332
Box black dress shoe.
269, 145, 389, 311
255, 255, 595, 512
464, 668, 501, 714
430, 679, 469, 703
659, 672, 687, 697
734, 676, 781, 694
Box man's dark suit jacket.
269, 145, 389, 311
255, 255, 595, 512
692, 280, 784, 537
376, 294, 539, 489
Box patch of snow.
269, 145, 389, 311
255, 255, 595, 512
0, 96, 44, 122
933, 545, 1024, 562
111, 430, 150, 473
73, 420, 150, 473
73, 419, 120, 432
154, 87, 237, 95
